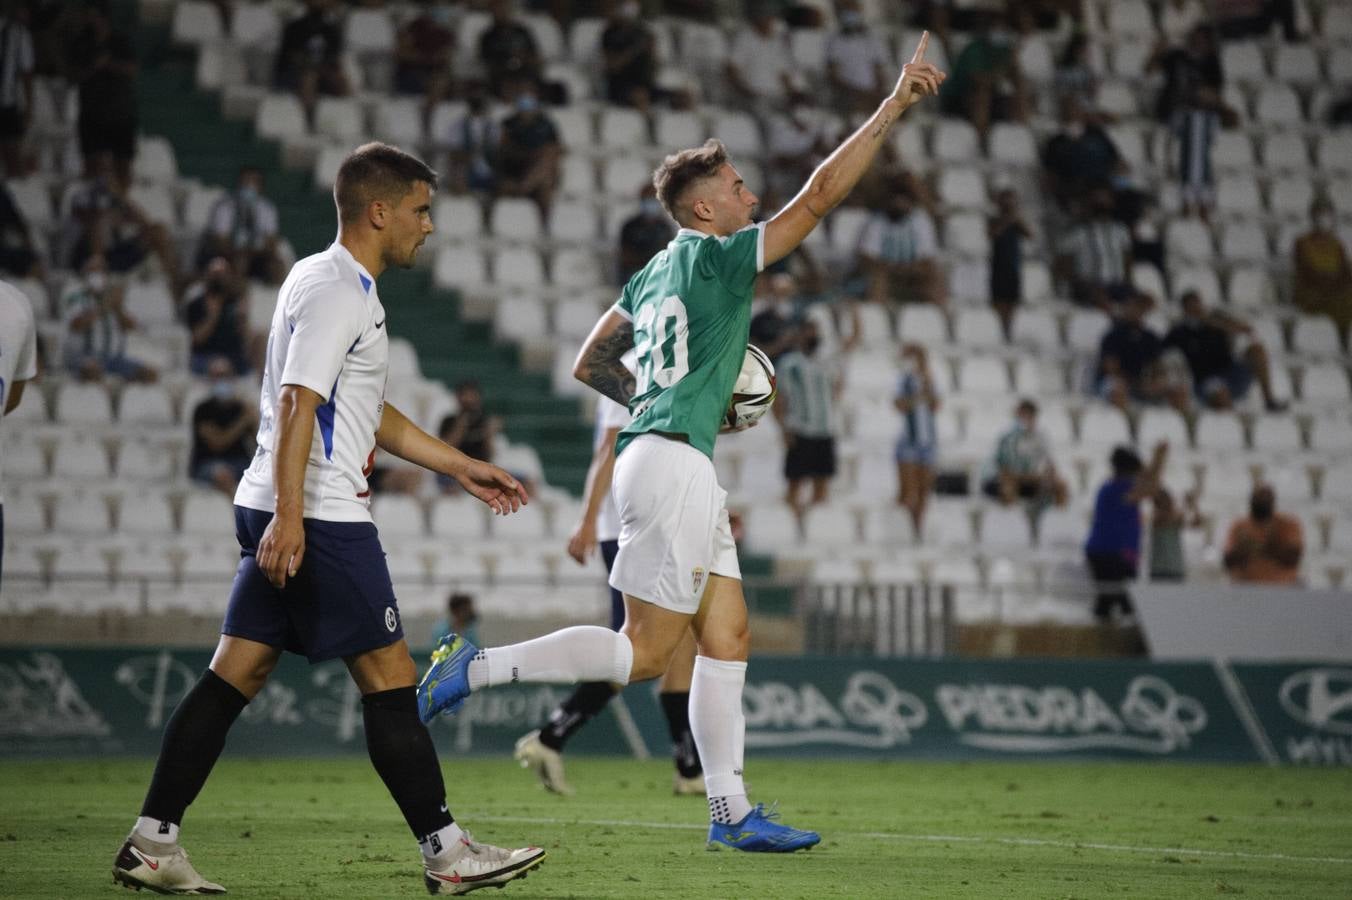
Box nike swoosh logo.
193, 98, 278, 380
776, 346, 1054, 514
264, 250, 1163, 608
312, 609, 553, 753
130, 847, 160, 871
374, 318, 385, 329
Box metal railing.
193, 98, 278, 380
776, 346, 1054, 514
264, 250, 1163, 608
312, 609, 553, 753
802, 582, 955, 657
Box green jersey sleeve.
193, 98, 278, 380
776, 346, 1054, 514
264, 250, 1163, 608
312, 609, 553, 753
612, 281, 635, 320
697, 222, 765, 292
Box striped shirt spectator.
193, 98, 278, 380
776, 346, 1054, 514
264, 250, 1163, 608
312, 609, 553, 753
1055, 192, 1133, 307
1171, 102, 1219, 215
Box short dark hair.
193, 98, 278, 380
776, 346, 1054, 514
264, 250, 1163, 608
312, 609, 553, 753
334, 142, 438, 225
1016, 398, 1038, 417
653, 138, 728, 224
1110, 446, 1143, 477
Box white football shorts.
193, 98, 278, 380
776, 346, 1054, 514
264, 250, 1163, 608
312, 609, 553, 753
608, 434, 741, 615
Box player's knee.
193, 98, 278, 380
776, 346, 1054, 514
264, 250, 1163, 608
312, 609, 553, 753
697, 622, 749, 663
626, 637, 677, 682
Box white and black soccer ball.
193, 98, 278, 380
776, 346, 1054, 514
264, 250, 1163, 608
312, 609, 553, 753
723, 343, 777, 432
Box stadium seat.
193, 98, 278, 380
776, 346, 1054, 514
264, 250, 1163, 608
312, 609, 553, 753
1254, 85, 1304, 126
1299, 362, 1352, 405
1137, 407, 1189, 448
947, 261, 989, 305
128, 183, 177, 227
1211, 131, 1256, 172
489, 505, 550, 542
55, 383, 114, 426
1065, 309, 1111, 355
118, 439, 174, 480
522, 12, 567, 62
1274, 43, 1321, 86
181, 490, 233, 536
370, 495, 427, 541
552, 248, 605, 289
1322, 460, 1352, 505
708, 108, 762, 158
231, 2, 281, 48
1316, 132, 1352, 176
1193, 411, 1246, 452
433, 246, 489, 290
1309, 413, 1352, 454
828, 207, 871, 258
1094, 80, 1139, 118
254, 93, 309, 143
802, 505, 861, 549
599, 155, 651, 199
944, 213, 989, 258
1250, 413, 1303, 453
118, 383, 175, 425
1262, 132, 1311, 175
430, 196, 483, 244
980, 505, 1034, 553
897, 304, 948, 345
494, 294, 549, 343
1105, 0, 1155, 37
371, 99, 425, 147
1262, 463, 1316, 507
489, 198, 543, 243
936, 167, 987, 210
852, 302, 896, 349
810, 557, 864, 585
987, 123, 1039, 167
789, 27, 829, 77
430, 496, 489, 542
654, 109, 705, 148
952, 308, 1004, 350
1009, 307, 1059, 353
743, 504, 801, 554
313, 97, 365, 145
1016, 32, 1054, 83
1268, 175, 1315, 221
932, 119, 980, 162
52, 489, 113, 535
957, 357, 1010, 396
182, 184, 225, 233
547, 199, 602, 244
1221, 42, 1267, 85
1164, 219, 1215, 263
51, 436, 112, 480
133, 136, 178, 185
1216, 174, 1264, 218
862, 507, 915, 545
1291, 315, 1344, 358
171, 0, 224, 46
491, 246, 546, 289
598, 108, 649, 150
312, 144, 344, 189
5, 431, 47, 479
1107, 123, 1149, 169
921, 500, 975, 548
1171, 265, 1222, 306
1219, 222, 1270, 265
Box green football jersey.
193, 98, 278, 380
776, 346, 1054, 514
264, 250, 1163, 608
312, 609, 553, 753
613, 223, 765, 459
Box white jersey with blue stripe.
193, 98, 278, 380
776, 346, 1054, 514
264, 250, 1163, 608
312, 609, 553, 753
235, 243, 389, 522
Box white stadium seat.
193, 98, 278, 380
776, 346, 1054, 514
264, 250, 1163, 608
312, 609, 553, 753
654, 109, 705, 148
433, 246, 489, 290
1065, 309, 1111, 354
118, 384, 175, 425
494, 294, 549, 343
936, 167, 987, 210
1010, 307, 1060, 353
987, 123, 1038, 167
344, 8, 397, 55
1310, 414, 1352, 454
952, 308, 1004, 349
1291, 316, 1344, 358
313, 97, 365, 144
1212, 131, 1256, 172
1254, 85, 1304, 125
802, 505, 860, 550
708, 109, 762, 157
51, 437, 112, 480
491, 246, 546, 290
431, 496, 488, 542
1164, 219, 1214, 263
1137, 407, 1189, 448
921, 501, 976, 549
1251, 413, 1303, 453
1262, 132, 1310, 173
932, 119, 980, 162
598, 107, 649, 150
1274, 43, 1321, 85
1216, 174, 1264, 218
1317, 132, 1352, 175
489, 198, 543, 242
1221, 42, 1267, 85
56, 383, 114, 426
171, 0, 224, 46
744, 504, 801, 554
1220, 222, 1269, 264
371, 99, 425, 147
897, 304, 948, 344
1193, 411, 1245, 452
1300, 363, 1352, 405
980, 505, 1034, 553
1268, 175, 1315, 221
1227, 267, 1276, 311
254, 93, 309, 143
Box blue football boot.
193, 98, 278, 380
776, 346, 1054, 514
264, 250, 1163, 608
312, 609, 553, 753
418, 633, 477, 723
706, 802, 821, 853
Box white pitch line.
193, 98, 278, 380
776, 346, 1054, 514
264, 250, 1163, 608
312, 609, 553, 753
470, 814, 1352, 866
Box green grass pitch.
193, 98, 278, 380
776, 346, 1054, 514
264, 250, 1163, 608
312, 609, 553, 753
1, 756, 1349, 899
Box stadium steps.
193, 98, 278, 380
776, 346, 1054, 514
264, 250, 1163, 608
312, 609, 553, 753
133, 48, 594, 493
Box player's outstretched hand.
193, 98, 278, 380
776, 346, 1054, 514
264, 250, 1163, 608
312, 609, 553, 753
892, 30, 946, 110
257, 512, 305, 589
458, 459, 529, 515
566, 518, 597, 565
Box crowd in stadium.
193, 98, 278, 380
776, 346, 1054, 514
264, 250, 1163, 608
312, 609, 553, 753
2, 0, 1351, 623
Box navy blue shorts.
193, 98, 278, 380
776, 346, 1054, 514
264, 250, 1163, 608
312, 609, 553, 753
601, 539, 624, 631
223, 506, 404, 664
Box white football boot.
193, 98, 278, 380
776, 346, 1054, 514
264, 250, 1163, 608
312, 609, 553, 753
113, 834, 226, 894
513, 730, 574, 796
423, 833, 546, 895
673, 771, 707, 796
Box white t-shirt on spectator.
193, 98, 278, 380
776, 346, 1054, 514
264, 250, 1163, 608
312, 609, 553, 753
0, 280, 38, 505
858, 209, 938, 265
825, 29, 891, 92
235, 243, 389, 523
1058, 219, 1132, 285
729, 22, 794, 101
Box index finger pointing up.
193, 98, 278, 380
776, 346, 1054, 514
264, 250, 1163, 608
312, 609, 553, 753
911, 29, 929, 64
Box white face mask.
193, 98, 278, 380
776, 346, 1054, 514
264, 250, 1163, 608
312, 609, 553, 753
1315, 212, 1335, 232
85, 272, 107, 293
618, 1, 639, 19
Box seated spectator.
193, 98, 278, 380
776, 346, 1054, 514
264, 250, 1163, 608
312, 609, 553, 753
774, 319, 841, 516
727, 2, 801, 111
1149, 486, 1202, 582
937, 9, 1028, 142
393, 5, 455, 117
61, 254, 157, 382
1042, 102, 1124, 210
0, 182, 43, 279
198, 166, 284, 284
1147, 25, 1222, 124
1223, 483, 1303, 585
982, 398, 1068, 510
988, 187, 1030, 338
478, 0, 541, 101
766, 108, 832, 203
1084, 442, 1167, 622
857, 182, 943, 307
189, 357, 257, 496
438, 380, 501, 492
1164, 290, 1285, 412
272, 0, 351, 121
64, 152, 183, 293
825, 0, 892, 114
496, 89, 562, 218
185, 257, 254, 376
446, 91, 500, 195
617, 185, 673, 285
1292, 198, 1352, 335
1096, 293, 1188, 411
601, 1, 659, 111
894, 342, 940, 532
1053, 32, 1097, 113
0, 0, 35, 177
1054, 188, 1132, 309
67, 0, 138, 187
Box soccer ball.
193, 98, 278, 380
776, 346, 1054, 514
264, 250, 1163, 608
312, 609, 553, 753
723, 344, 777, 432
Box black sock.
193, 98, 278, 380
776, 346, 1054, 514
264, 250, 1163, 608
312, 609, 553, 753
538, 681, 615, 751
362, 687, 455, 845
140, 669, 248, 827
659, 691, 702, 778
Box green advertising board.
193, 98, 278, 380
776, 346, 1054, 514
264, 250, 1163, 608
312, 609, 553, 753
2, 647, 1302, 763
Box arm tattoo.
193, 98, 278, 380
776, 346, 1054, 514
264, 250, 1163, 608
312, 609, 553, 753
580, 320, 636, 407
870, 112, 894, 140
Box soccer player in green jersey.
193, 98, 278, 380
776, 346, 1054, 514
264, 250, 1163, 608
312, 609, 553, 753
423, 34, 945, 852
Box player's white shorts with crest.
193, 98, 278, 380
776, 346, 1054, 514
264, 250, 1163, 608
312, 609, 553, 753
609, 434, 741, 615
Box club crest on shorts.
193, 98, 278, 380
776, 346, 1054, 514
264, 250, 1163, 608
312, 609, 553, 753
692, 566, 706, 595
384, 606, 398, 632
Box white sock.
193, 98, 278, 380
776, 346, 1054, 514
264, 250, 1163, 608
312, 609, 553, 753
689, 655, 753, 825
133, 816, 179, 846
420, 821, 466, 864
466, 627, 633, 690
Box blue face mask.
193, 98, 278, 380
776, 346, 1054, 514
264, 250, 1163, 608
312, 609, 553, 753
640, 198, 662, 217
237, 185, 258, 203
516, 95, 539, 113
839, 10, 863, 29
430, 7, 453, 25
210, 380, 235, 400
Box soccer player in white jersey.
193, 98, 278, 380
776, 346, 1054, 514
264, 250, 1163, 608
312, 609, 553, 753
0, 279, 38, 588
112, 144, 545, 896
421, 37, 944, 853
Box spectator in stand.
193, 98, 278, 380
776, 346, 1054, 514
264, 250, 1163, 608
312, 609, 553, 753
766, 108, 832, 203
189, 357, 258, 497
857, 180, 943, 307
982, 398, 1068, 511
617, 185, 674, 285
1214, 0, 1300, 41
430, 592, 481, 649
1292, 198, 1352, 335
1096, 293, 1188, 412
0, 0, 35, 177
0, 182, 42, 279
479, 0, 542, 101
1160, 0, 1206, 42
938, 9, 1028, 143
1042, 101, 1123, 211
446, 91, 500, 195
61, 254, 157, 383
438, 380, 501, 492
601, 1, 659, 111
64, 152, 183, 294
1147, 24, 1222, 125
749, 272, 800, 361
1164, 289, 1286, 412
272, 0, 351, 122
1054, 188, 1132, 309
185, 257, 255, 377
825, 0, 892, 114
198, 166, 284, 284
496, 88, 562, 219
1170, 84, 1229, 222
67, 0, 138, 187
1223, 483, 1303, 585
727, 2, 801, 111
1052, 31, 1096, 112
988, 186, 1030, 338
1084, 442, 1167, 622
1148, 486, 1202, 582
393, 4, 456, 122
775, 318, 841, 516
894, 342, 939, 533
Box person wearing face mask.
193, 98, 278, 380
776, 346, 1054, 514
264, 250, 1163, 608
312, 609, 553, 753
982, 398, 1068, 512
601, 0, 659, 111
618, 185, 675, 284
190, 357, 259, 497
496, 87, 562, 218
393, 4, 456, 121
1223, 484, 1303, 585
774, 319, 841, 516
185, 256, 255, 376
478, 0, 542, 101
857, 180, 944, 306
61, 253, 158, 383
1041, 100, 1125, 212
273, 0, 351, 120
200, 166, 284, 284
1293, 198, 1352, 334
894, 342, 939, 532
825, 0, 893, 113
